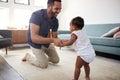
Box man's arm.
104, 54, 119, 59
52, 32, 58, 38
30, 23, 62, 46
30, 23, 54, 44
48, 29, 57, 38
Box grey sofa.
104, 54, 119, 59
58, 23, 120, 56
0, 30, 12, 54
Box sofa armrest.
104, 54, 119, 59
0, 30, 12, 38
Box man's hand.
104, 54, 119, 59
53, 38, 63, 47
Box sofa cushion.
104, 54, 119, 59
113, 31, 120, 38
0, 38, 12, 48
101, 27, 120, 37
89, 36, 120, 47
83, 24, 120, 37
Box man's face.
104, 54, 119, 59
50, 1, 62, 17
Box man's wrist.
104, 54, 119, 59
50, 38, 55, 43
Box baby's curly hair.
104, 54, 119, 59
71, 16, 84, 29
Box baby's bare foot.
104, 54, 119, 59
85, 77, 90, 80
22, 53, 29, 62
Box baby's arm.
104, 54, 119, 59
62, 33, 77, 46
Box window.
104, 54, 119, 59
13, 9, 31, 29
14, 0, 30, 5
0, 7, 9, 29
0, 0, 46, 29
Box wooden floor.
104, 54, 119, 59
0, 55, 23, 80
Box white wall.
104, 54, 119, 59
0, 0, 120, 30
58, 0, 120, 30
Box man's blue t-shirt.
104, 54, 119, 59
28, 9, 59, 49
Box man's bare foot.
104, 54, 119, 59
85, 77, 90, 80
22, 53, 29, 62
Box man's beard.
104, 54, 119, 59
50, 10, 57, 18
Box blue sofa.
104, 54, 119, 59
58, 23, 120, 56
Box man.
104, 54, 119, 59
22, 0, 62, 68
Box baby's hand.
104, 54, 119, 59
60, 40, 67, 47
62, 39, 69, 42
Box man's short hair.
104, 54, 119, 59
47, 0, 61, 5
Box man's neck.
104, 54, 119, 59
47, 10, 52, 20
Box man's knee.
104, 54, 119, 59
49, 57, 60, 64
39, 62, 48, 69
53, 58, 60, 63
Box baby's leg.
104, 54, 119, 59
74, 56, 84, 80
84, 63, 90, 80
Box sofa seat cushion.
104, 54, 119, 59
89, 36, 120, 47
58, 34, 70, 39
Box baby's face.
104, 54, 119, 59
70, 24, 75, 32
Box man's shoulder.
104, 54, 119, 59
33, 9, 46, 15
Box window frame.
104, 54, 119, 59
14, 0, 30, 5
0, 0, 8, 3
